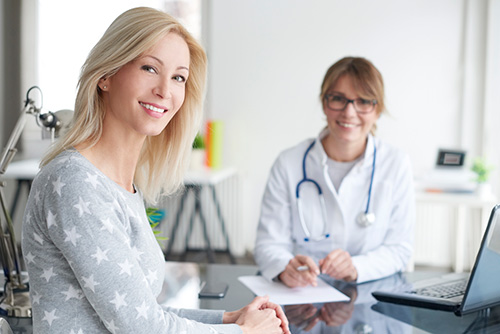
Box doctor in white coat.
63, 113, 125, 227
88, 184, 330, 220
254, 57, 415, 287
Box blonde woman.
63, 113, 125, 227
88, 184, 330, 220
22, 7, 289, 334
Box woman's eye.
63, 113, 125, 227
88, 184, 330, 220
358, 98, 371, 105
141, 65, 157, 74
331, 95, 344, 102
173, 75, 186, 83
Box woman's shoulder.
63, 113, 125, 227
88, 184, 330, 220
374, 137, 409, 159
277, 137, 315, 160
40, 150, 96, 179
267, 139, 311, 173
34, 150, 110, 194
373, 137, 412, 173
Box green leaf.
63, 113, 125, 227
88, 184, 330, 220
146, 207, 168, 243
471, 157, 494, 183
192, 133, 205, 149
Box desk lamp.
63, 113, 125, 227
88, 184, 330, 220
0, 86, 73, 317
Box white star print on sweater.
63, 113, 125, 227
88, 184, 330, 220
22, 150, 242, 333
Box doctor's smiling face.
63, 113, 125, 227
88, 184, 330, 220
99, 32, 190, 139
323, 74, 379, 148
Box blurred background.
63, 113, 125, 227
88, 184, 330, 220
1, 0, 499, 271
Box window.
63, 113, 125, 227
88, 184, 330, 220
20, 0, 201, 157
37, 0, 202, 112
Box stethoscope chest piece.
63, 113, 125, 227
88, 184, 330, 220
354, 323, 373, 334
356, 211, 375, 227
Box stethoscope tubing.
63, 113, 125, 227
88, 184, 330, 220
296, 139, 376, 241
296, 140, 322, 197
364, 144, 377, 214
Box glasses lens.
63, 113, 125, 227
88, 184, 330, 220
353, 98, 376, 113
326, 95, 347, 110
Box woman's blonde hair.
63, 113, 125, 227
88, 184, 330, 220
41, 7, 207, 204
320, 57, 385, 134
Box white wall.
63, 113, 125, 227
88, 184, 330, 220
484, 1, 500, 183
10, 0, 498, 258
205, 0, 496, 253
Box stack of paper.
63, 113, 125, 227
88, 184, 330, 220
238, 276, 350, 305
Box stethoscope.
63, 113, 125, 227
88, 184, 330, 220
296, 140, 377, 242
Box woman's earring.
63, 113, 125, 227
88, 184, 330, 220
103, 85, 107, 89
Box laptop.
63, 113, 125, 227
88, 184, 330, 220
372, 204, 500, 316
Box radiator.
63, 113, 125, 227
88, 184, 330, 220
414, 199, 485, 270
414, 203, 455, 268
156, 171, 245, 257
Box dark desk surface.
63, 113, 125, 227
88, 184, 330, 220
159, 262, 500, 334
3, 262, 500, 333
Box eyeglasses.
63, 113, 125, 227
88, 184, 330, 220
324, 94, 377, 114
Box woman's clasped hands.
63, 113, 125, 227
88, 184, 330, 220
224, 295, 291, 334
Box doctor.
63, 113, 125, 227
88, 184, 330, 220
254, 57, 415, 287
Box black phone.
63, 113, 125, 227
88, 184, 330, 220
198, 281, 229, 299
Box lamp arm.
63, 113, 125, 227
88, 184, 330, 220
0, 101, 38, 176
0, 93, 41, 291
0, 189, 22, 287
0, 87, 49, 317
0, 101, 38, 289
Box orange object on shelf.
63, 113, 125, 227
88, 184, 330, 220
205, 120, 224, 169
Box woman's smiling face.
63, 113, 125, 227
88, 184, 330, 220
323, 74, 379, 147
100, 32, 190, 139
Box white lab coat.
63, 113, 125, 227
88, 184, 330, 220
254, 129, 415, 283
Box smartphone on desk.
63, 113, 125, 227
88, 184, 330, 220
198, 281, 229, 299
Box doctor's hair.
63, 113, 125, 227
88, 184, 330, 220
320, 57, 385, 132
41, 6, 207, 204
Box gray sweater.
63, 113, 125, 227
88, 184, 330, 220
22, 150, 242, 333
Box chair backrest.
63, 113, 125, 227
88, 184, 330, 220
0, 318, 14, 334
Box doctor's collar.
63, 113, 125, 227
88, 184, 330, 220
315, 129, 376, 168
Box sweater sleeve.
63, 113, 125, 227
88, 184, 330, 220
22, 154, 242, 334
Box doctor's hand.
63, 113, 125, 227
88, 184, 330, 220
319, 249, 358, 282
278, 255, 320, 288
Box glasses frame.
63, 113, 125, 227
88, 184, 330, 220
324, 94, 377, 114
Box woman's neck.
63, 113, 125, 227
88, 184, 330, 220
76, 131, 145, 193
321, 134, 367, 162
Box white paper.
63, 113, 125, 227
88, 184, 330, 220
238, 275, 350, 305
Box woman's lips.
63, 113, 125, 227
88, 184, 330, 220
139, 101, 167, 113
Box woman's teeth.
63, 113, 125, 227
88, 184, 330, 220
140, 102, 165, 113
338, 121, 356, 128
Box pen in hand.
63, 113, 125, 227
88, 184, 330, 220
297, 263, 321, 275
295, 264, 319, 287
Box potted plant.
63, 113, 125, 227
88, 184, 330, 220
190, 132, 206, 170
471, 157, 494, 197
146, 207, 167, 245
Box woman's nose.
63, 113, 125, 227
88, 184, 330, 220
154, 78, 171, 100
343, 100, 358, 116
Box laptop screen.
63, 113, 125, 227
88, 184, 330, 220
461, 205, 500, 313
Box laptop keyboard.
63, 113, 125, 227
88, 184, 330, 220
413, 279, 467, 299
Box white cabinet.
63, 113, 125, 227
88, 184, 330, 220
414, 191, 497, 272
